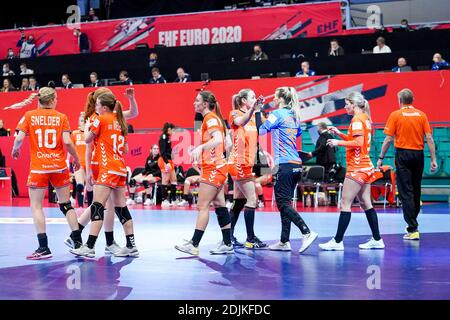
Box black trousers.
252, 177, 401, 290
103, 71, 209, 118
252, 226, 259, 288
395, 148, 424, 233
274, 163, 310, 242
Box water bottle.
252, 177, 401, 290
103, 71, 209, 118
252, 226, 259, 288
303, 192, 309, 207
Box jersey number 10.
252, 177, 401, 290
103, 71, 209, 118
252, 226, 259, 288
35, 128, 57, 149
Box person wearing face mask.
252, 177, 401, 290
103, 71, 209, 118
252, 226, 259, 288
6, 48, 16, 60
399, 19, 413, 32
2, 63, 15, 76
250, 44, 268, 61
74, 28, 90, 54
19, 63, 34, 75
148, 52, 158, 68
17, 31, 38, 59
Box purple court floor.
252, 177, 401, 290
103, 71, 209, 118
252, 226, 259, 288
0, 203, 449, 300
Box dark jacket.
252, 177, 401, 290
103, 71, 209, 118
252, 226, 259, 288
328, 46, 345, 56
311, 131, 336, 165
79, 33, 90, 52
144, 154, 161, 177
159, 133, 172, 163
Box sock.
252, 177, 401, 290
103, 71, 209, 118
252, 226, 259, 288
129, 193, 135, 200
244, 207, 256, 241
221, 228, 232, 246
365, 208, 381, 241
76, 191, 84, 208
258, 194, 264, 201
146, 193, 152, 200
162, 185, 169, 202
183, 194, 189, 201
105, 231, 114, 246
334, 211, 351, 243
86, 191, 94, 206
78, 223, 85, 232
86, 235, 98, 249
230, 198, 246, 236
192, 229, 204, 247
37, 233, 48, 248
170, 184, 177, 202
126, 234, 135, 248
71, 229, 82, 244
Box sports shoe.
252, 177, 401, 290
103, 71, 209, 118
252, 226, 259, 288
64, 237, 75, 249
161, 200, 172, 208
210, 242, 234, 255
70, 244, 95, 258
175, 240, 199, 256
135, 196, 143, 204
403, 231, 420, 240
143, 198, 152, 206
114, 246, 139, 257
225, 201, 233, 210
245, 236, 268, 250
299, 231, 318, 253
126, 198, 136, 206
231, 236, 244, 248
269, 241, 291, 251
257, 200, 264, 208
319, 238, 344, 251
105, 241, 122, 254
177, 199, 189, 207
26, 247, 52, 260
359, 238, 385, 249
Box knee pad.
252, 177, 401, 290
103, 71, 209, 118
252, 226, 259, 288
215, 207, 231, 228
91, 202, 105, 221
115, 206, 133, 225
142, 180, 150, 189
59, 201, 74, 216
76, 183, 84, 193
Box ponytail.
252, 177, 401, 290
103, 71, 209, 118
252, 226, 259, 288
364, 99, 372, 122
232, 88, 253, 110
214, 101, 227, 136
115, 100, 128, 136
97, 91, 128, 136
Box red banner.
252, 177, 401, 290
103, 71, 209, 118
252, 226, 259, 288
0, 2, 342, 57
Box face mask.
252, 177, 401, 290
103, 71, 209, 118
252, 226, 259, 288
8, 52, 13, 57
27, 40, 33, 44
3, 68, 8, 73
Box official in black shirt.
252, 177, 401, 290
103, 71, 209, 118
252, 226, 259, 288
309, 122, 336, 179
159, 123, 177, 206
0, 119, 10, 136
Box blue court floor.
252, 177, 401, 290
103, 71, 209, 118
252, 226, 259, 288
0, 203, 449, 300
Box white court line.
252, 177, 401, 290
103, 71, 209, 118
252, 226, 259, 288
0, 218, 68, 224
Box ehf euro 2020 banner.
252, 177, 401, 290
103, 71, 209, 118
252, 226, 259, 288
0, 2, 342, 58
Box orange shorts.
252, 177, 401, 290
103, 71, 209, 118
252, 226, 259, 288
95, 171, 126, 189
158, 158, 175, 173
201, 164, 228, 189
346, 170, 374, 185
27, 170, 71, 189
228, 164, 254, 181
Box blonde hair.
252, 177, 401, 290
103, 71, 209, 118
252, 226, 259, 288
275, 87, 301, 122
232, 88, 253, 110
346, 91, 371, 121
38, 87, 56, 106
97, 92, 128, 136
84, 87, 112, 121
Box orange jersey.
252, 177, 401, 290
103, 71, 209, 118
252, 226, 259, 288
16, 108, 70, 173
201, 112, 226, 168
228, 110, 258, 166
346, 112, 374, 172
86, 113, 99, 164
71, 129, 86, 167
90, 112, 127, 177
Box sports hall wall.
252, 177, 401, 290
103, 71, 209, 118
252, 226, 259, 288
1, 70, 450, 194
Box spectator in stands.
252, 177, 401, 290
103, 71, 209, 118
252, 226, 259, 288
295, 61, 316, 77
328, 39, 344, 56
308, 122, 336, 179
250, 44, 268, 61
19, 63, 34, 75
61, 74, 73, 89
28, 76, 40, 91
373, 37, 392, 54
87, 8, 99, 21
74, 28, 90, 54
89, 72, 102, 87
0, 119, 10, 136
149, 67, 167, 84
149, 52, 158, 68
2, 63, 15, 76
1, 79, 15, 92
119, 70, 133, 85
20, 78, 30, 91
392, 57, 412, 72
174, 67, 192, 83
400, 19, 413, 32
6, 48, 16, 59
17, 31, 37, 59
431, 53, 450, 70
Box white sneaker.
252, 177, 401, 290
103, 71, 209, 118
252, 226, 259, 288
105, 241, 122, 254
70, 244, 95, 258
64, 237, 74, 249
135, 196, 143, 204
319, 238, 344, 251
210, 242, 235, 255
175, 240, 199, 256
257, 200, 264, 208
225, 201, 232, 210
70, 197, 77, 207
143, 198, 152, 206
161, 200, 172, 208
126, 198, 136, 206
269, 241, 291, 251
114, 246, 139, 257
359, 238, 385, 250
299, 231, 318, 253
177, 199, 189, 207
